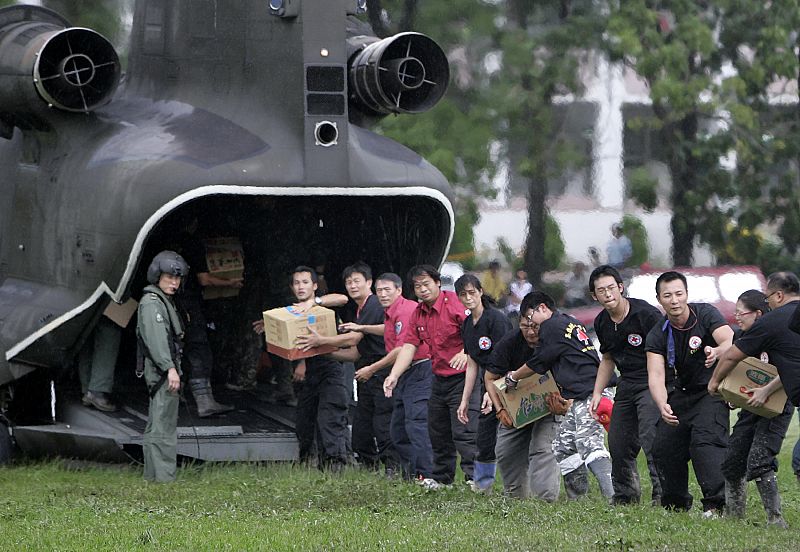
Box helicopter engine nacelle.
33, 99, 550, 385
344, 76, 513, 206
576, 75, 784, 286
348, 32, 449, 116
0, 6, 120, 133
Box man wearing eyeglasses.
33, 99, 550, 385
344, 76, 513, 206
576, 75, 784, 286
589, 265, 663, 506
709, 271, 800, 520
646, 271, 734, 516
484, 293, 561, 501
504, 291, 615, 501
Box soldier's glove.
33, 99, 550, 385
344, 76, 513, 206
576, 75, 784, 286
545, 392, 572, 416
504, 372, 519, 391
496, 407, 514, 429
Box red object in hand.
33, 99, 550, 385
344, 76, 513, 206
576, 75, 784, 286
739, 386, 754, 397
596, 397, 614, 432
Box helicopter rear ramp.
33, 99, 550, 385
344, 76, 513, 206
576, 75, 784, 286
13, 386, 299, 463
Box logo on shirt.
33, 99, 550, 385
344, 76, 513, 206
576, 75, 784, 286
760, 352, 770, 363
627, 334, 643, 347
689, 336, 702, 350
156, 313, 164, 323
565, 322, 595, 353
478, 336, 492, 350
395, 321, 403, 335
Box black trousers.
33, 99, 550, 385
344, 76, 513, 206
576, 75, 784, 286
721, 399, 793, 482
476, 376, 498, 463
178, 295, 213, 380
428, 372, 479, 484
295, 361, 349, 467
608, 379, 662, 503
652, 388, 729, 511
352, 366, 400, 470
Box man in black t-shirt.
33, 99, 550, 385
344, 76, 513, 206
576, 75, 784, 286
485, 294, 561, 501
589, 265, 662, 505
709, 271, 800, 526
646, 271, 734, 515
505, 291, 615, 501
297, 262, 400, 474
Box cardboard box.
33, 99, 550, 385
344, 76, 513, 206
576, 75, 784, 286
202, 237, 244, 300
263, 305, 338, 360
718, 356, 788, 418
103, 298, 138, 328
493, 371, 560, 428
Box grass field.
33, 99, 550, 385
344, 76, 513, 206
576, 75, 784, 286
1, 419, 799, 551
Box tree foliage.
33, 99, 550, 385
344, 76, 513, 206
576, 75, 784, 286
605, 1, 800, 272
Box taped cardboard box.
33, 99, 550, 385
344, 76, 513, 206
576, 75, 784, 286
202, 237, 244, 300
493, 371, 560, 428
718, 356, 788, 418
263, 305, 337, 360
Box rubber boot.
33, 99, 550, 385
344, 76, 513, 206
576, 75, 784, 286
724, 477, 747, 518
755, 472, 788, 529
473, 461, 497, 493
189, 378, 234, 418
588, 457, 615, 501
563, 465, 589, 499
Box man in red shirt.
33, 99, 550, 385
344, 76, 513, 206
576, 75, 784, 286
384, 265, 478, 489
357, 272, 434, 480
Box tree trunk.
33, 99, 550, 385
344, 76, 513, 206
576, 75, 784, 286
524, 170, 548, 288
664, 113, 699, 266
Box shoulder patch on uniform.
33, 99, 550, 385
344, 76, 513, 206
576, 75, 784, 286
395, 321, 403, 335
156, 313, 164, 323
478, 336, 492, 350
760, 351, 770, 363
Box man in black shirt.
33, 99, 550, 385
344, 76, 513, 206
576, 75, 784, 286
485, 293, 561, 500
505, 291, 615, 500
590, 265, 662, 505
285, 266, 350, 472
646, 271, 733, 515
709, 271, 800, 526
297, 262, 399, 475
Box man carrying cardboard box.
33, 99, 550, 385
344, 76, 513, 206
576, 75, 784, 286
296, 262, 400, 476
709, 273, 800, 527
283, 266, 351, 472
484, 293, 560, 501
504, 291, 615, 501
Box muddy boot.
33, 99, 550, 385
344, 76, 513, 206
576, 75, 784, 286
724, 477, 747, 518
563, 465, 589, 500
755, 471, 788, 529
588, 457, 615, 501
189, 378, 234, 418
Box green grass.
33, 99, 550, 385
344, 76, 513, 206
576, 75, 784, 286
1, 420, 799, 551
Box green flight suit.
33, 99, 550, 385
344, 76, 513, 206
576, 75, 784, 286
137, 284, 184, 483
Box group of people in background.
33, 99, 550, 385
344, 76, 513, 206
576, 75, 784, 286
135, 249, 800, 529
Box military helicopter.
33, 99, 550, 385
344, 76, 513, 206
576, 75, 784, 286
0, 1, 453, 463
